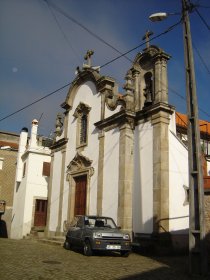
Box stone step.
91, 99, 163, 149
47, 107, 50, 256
38, 238, 64, 246
37, 236, 65, 246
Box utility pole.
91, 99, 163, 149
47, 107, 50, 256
182, 0, 207, 275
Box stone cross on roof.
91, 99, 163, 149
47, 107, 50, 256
84, 50, 94, 67
142, 30, 154, 49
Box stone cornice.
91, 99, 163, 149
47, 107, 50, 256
95, 109, 136, 131
50, 138, 68, 152
136, 102, 175, 124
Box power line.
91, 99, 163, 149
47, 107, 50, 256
44, 0, 133, 63
0, 82, 71, 122
193, 42, 210, 74
0, 20, 182, 123
43, 0, 82, 64
1, 14, 209, 123
195, 7, 210, 30
100, 20, 182, 68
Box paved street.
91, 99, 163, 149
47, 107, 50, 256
0, 238, 209, 280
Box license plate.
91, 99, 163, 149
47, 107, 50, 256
106, 245, 121, 250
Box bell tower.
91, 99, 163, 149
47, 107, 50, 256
132, 44, 175, 236
131, 45, 170, 111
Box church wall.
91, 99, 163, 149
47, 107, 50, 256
102, 128, 120, 224
65, 81, 101, 216
61, 180, 70, 229
169, 111, 177, 134
104, 102, 121, 119
133, 121, 153, 234
48, 151, 62, 232
169, 130, 189, 232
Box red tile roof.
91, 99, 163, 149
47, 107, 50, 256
0, 141, 18, 149
176, 112, 210, 135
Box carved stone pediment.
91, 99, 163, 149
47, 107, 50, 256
67, 152, 94, 176
73, 102, 91, 118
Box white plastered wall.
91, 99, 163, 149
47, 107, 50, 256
133, 121, 153, 233
63, 81, 101, 221
48, 151, 62, 232
169, 130, 189, 233
11, 175, 27, 239
11, 151, 50, 238
22, 153, 49, 236
102, 128, 120, 223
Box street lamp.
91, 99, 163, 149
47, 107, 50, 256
149, 0, 207, 275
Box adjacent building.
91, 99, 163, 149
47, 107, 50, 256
10, 120, 52, 239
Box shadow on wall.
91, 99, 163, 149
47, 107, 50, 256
0, 217, 8, 238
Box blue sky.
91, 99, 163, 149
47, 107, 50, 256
0, 0, 209, 137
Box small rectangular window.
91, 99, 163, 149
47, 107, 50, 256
42, 162, 50, 176
0, 158, 4, 170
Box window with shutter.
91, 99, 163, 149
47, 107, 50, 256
42, 162, 50, 177
80, 114, 87, 144
73, 102, 91, 148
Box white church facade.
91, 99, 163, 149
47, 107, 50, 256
45, 45, 190, 249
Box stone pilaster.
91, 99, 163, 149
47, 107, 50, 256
154, 57, 168, 104
97, 130, 105, 215
132, 68, 140, 111
55, 149, 66, 235
45, 154, 54, 237
151, 109, 170, 233
117, 121, 134, 234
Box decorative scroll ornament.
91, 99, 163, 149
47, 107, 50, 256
73, 102, 91, 118
66, 152, 94, 178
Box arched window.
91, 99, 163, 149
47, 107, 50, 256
80, 114, 87, 144
73, 102, 91, 148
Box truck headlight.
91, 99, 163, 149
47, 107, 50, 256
123, 234, 130, 240
93, 232, 102, 238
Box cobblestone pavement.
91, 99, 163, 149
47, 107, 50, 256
0, 238, 209, 280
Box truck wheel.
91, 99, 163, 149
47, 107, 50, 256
83, 240, 93, 256
120, 251, 129, 257
64, 239, 71, 250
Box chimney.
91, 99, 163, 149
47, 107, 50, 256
16, 127, 28, 182
29, 119, 38, 148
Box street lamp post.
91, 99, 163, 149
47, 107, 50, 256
150, 0, 207, 275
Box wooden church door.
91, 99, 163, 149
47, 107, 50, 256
34, 199, 48, 227
74, 175, 87, 215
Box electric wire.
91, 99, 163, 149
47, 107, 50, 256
0, 8, 209, 123
44, 0, 133, 63
0, 82, 71, 122
44, 0, 82, 64
194, 7, 210, 30
0, 20, 182, 123
193, 43, 210, 74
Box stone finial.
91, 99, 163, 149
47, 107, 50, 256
55, 113, 63, 137
84, 50, 94, 67
123, 70, 135, 111
123, 70, 134, 94
142, 30, 154, 49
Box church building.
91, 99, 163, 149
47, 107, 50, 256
45, 44, 190, 250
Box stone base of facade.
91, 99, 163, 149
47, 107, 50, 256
133, 232, 189, 255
